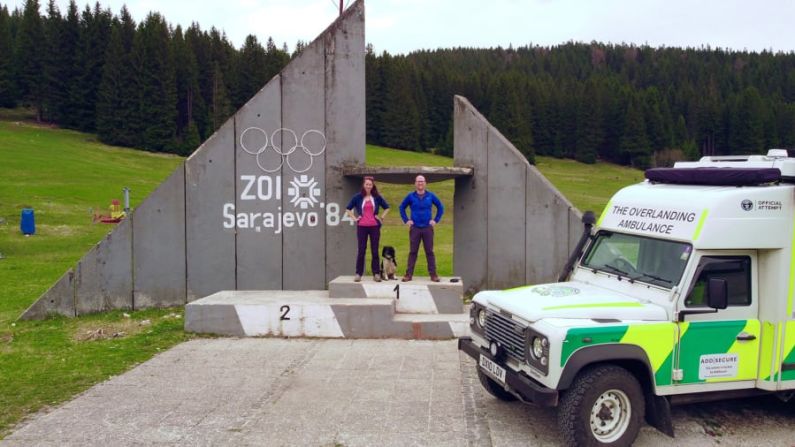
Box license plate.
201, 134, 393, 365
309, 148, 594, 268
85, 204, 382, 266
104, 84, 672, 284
479, 354, 506, 384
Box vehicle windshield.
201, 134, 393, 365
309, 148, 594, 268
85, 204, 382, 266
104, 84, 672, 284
580, 231, 691, 288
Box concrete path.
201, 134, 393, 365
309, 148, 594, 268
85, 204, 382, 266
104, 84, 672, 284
3, 339, 794, 446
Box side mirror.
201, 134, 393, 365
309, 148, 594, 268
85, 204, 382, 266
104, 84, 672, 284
706, 278, 728, 310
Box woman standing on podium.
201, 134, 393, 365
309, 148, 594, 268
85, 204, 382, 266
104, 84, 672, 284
345, 176, 390, 282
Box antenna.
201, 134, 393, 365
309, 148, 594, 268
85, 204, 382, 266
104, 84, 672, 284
331, 0, 353, 15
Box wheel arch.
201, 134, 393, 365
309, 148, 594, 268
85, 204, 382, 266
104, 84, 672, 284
558, 344, 656, 394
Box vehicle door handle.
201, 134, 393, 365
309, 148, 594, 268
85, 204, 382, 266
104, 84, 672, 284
736, 332, 756, 341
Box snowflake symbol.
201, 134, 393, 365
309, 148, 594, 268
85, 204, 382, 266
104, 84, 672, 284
288, 175, 321, 209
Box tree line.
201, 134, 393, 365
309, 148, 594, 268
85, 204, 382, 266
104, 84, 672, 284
2, 1, 795, 167
0, 0, 291, 154
367, 45, 795, 167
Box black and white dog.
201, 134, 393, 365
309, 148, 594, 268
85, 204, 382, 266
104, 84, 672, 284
380, 246, 397, 280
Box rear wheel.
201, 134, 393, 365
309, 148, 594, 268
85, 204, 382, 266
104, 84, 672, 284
557, 365, 644, 446
477, 368, 517, 402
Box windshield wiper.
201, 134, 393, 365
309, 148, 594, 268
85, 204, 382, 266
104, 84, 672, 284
631, 272, 671, 286
599, 264, 633, 281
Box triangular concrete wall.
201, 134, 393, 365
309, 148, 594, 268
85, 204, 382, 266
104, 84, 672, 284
21, 1, 365, 319
453, 96, 583, 293
23, 2, 586, 319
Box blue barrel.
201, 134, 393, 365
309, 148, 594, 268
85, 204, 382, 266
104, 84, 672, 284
20, 208, 35, 235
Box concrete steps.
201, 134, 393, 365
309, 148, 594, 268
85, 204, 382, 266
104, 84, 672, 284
185, 279, 470, 339
329, 275, 464, 314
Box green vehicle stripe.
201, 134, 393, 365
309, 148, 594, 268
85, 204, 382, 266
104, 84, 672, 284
562, 324, 676, 386
678, 320, 747, 384
692, 209, 708, 241
543, 302, 643, 311
781, 343, 795, 381
561, 326, 629, 367
655, 352, 673, 385
596, 201, 612, 227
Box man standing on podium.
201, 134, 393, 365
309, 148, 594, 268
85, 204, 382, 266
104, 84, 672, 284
399, 175, 444, 283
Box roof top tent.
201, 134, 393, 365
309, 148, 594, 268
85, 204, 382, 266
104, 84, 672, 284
646, 149, 795, 185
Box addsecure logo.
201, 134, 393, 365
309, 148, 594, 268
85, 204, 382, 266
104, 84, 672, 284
741, 199, 753, 211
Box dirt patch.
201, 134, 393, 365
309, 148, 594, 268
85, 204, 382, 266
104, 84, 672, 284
72, 313, 180, 342
73, 319, 148, 342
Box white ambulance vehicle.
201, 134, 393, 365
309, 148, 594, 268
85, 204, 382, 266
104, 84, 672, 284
459, 149, 795, 446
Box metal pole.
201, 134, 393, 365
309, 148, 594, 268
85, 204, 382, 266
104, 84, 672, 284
123, 187, 131, 214
339, 0, 343, 15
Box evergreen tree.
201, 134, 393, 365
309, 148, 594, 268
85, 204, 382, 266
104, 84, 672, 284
42, 0, 65, 122
56, 0, 80, 126
574, 81, 603, 164
729, 87, 765, 153
131, 12, 177, 152
263, 36, 289, 85
365, 46, 385, 145
437, 115, 454, 157
70, 3, 113, 131
620, 95, 651, 168
184, 23, 211, 139
209, 62, 232, 131
487, 72, 534, 162
673, 115, 688, 147
235, 34, 267, 106
778, 103, 795, 148
15, 0, 44, 120
172, 25, 203, 154
0, 5, 16, 107
96, 7, 136, 146
182, 120, 201, 155
643, 88, 670, 151
527, 80, 555, 156
380, 58, 421, 150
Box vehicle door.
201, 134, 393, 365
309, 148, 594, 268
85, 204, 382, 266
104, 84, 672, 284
674, 251, 760, 386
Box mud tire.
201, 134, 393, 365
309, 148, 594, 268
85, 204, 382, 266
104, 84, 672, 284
557, 365, 644, 446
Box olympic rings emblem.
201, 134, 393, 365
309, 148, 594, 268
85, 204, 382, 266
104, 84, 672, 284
239, 127, 327, 174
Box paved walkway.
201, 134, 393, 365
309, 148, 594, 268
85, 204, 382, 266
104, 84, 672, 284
3, 339, 794, 446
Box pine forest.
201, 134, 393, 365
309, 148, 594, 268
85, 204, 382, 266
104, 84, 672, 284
2, 0, 795, 168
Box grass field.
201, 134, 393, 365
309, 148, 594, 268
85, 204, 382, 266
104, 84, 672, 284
0, 116, 642, 437
0, 118, 191, 437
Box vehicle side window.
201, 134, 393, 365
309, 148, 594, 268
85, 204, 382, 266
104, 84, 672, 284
685, 256, 751, 307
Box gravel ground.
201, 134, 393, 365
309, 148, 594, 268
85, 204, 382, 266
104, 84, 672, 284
2, 338, 794, 446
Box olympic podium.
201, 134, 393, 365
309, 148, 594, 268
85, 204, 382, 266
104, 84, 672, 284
184, 276, 469, 339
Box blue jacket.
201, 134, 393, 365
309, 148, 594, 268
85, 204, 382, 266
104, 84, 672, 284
346, 193, 390, 219
400, 191, 444, 228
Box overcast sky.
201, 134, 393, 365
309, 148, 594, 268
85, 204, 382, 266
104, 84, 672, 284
34, 0, 795, 54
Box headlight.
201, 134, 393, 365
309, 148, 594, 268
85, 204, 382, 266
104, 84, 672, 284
532, 337, 544, 358
477, 309, 487, 328
525, 332, 549, 375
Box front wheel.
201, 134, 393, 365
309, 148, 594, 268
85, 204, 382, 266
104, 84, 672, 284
557, 365, 644, 447
477, 368, 517, 402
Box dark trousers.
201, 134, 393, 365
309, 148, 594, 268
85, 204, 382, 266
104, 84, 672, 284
356, 225, 381, 276
406, 226, 436, 276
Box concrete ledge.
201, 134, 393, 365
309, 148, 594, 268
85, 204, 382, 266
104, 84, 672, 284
185, 290, 468, 339
343, 166, 474, 184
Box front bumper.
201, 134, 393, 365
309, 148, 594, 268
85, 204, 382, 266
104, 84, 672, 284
458, 337, 559, 407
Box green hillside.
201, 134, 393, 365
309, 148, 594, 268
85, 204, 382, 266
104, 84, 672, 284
0, 121, 642, 438
0, 120, 187, 438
